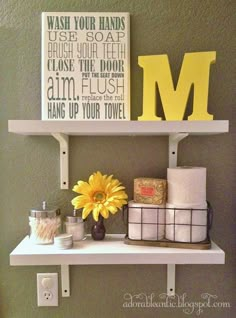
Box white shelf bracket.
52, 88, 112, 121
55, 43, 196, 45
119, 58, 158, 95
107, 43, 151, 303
61, 265, 70, 297
167, 134, 187, 296
51, 133, 69, 189
61, 264, 175, 297
169, 133, 189, 168
167, 264, 176, 296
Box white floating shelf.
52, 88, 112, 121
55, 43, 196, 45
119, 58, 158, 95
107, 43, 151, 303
10, 235, 225, 266
10, 235, 225, 297
8, 119, 229, 189
8, 120, 229, 189
8, 120, 229, 136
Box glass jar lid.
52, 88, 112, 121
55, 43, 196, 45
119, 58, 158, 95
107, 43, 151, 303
65, 209, 83, 223
30, 201, 60, 218
65, 216, 83, 223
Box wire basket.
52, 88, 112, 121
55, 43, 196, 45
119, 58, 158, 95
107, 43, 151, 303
124, 202, 213, 245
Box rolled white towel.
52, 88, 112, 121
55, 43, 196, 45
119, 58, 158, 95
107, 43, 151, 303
165, 202, 208, 243
128, 201, 165, 241
167, 167, 206, 204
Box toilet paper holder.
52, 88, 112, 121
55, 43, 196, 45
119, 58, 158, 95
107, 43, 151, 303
123, 201, 213, 247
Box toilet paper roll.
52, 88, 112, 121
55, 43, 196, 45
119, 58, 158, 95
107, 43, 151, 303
128, 201, 165, 240
167, 167, 206, 204
165, 225, 207, 243
128, 224, 142, 240
165, 202, 208, 243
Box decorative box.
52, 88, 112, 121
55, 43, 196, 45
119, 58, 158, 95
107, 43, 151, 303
134, 177, 167, 205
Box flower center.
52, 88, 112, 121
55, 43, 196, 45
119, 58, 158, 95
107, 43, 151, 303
93, 191, 105, 203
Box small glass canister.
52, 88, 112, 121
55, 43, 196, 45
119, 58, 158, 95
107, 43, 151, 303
29, 201, 61, 244
65, 210, 85, 241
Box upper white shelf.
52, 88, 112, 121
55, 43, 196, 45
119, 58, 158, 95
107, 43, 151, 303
10, 235, 225, 266
8, 120, 229, 136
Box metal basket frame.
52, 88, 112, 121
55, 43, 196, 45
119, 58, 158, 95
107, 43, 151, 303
123, 202, 213, 244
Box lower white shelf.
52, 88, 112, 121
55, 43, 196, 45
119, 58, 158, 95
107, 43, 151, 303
10, 234, 225, 266
9, 234, 225, 298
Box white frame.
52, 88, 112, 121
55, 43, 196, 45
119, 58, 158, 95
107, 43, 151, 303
41, 12, 130, 121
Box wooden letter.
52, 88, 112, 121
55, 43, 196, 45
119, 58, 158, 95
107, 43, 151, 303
138, 52, 216, 121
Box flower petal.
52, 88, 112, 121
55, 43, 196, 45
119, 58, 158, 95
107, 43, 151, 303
110, 185, 126, 193
100, 206, 109, 219
92, 205, 100, 221
73, 181, 91, 195
82, 204, 93, 219
107, 205, 118, 214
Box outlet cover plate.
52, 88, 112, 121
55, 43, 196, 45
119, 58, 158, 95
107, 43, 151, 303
37, 273, 58, 306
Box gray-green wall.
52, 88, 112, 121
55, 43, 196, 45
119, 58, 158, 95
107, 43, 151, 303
0, 1, 235, 317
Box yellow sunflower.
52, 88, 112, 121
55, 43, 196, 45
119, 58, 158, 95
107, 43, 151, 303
71, 171, 128, 221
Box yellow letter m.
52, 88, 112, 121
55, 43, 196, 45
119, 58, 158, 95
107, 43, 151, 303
138, 52, 216, 121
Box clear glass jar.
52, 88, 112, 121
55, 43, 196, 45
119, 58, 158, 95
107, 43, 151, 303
65, 210, 85, 241
29, 201, 61, 244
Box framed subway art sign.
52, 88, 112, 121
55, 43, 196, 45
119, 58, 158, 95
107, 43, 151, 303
41, 12, 130, 120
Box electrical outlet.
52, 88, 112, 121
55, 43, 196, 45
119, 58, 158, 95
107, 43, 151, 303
43, 291, 53, 300
37, 273, 58, 306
